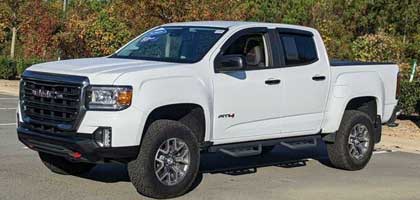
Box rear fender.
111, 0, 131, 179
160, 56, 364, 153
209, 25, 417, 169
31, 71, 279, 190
321, 72, 384, 133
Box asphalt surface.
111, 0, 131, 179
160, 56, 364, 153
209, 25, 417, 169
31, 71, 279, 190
1, 93, 420, 200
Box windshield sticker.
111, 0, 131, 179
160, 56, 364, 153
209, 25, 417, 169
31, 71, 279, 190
214, 29, 225, 34
140, 36, 158, 43
148, 28, 167, 36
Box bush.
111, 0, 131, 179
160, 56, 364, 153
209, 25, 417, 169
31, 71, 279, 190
351, 31, 403, 63
16, 58, 44, 76
398, 80, 420, 115
0, 56, 17, 80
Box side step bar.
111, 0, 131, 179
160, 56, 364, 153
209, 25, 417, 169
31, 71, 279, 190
219, 145, 262, 157
208, 134, 320, 158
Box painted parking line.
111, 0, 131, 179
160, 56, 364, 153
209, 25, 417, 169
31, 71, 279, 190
0, 123, 16, 126
373, 149, 395, 154
0, 108, 16, 110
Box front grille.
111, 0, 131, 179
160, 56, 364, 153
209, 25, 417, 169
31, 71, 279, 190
20, 71, 89, 135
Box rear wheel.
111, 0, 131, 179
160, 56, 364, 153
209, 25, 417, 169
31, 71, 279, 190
128, 120, 200, 199
326, 110, 374, 170
39, 152, 95, 175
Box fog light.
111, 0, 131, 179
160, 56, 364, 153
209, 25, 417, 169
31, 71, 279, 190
94, 127, 112, 147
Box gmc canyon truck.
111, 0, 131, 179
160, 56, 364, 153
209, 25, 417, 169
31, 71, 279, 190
17, 21, 399, 199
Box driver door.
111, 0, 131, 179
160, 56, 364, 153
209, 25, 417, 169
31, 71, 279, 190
212, 28, 284, 143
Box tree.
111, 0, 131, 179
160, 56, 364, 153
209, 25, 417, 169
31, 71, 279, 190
351, 31, 403, 62
0, 21, 6, 44
0, 0, 27, 58
237, 0, 282, 22
85, 8, 133, 56
19, 1, 60, 59
54, 0, 109, 58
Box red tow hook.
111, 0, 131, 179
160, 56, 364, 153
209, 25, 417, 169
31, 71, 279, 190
71, 152, 82, 159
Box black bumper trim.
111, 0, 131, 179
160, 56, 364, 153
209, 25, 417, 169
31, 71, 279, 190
17, 127, 139, 163
386, 105, 400, 127
373, 115, 382, 143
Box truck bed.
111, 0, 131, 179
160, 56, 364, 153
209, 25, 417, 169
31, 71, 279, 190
329, 62, 399, 123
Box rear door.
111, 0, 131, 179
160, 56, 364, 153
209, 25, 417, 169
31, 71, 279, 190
274, 28, 330, 135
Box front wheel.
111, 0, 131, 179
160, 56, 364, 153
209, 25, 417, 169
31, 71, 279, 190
128, 120, 200, 199
326, 110, 375, 171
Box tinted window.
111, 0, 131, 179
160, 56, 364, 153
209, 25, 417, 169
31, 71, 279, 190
224, 34, 266, 68
113, 26, 226, 63
279, 34, 317, 65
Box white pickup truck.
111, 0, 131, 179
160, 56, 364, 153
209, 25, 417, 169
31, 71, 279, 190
17, 21, 399, 199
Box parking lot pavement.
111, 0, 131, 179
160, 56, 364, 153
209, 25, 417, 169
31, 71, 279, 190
1, 93, 420, 200
0, 94, 17, 125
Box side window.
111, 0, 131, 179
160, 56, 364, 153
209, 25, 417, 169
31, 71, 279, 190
279, 33, 317, 65
224, 34, 267, 68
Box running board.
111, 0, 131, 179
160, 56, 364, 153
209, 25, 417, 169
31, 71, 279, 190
219, 145, 262, 157
280, 137, 317, 149
208, 134, 320, 158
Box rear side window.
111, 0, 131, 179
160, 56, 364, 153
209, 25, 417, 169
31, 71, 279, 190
279, 33, 317, 66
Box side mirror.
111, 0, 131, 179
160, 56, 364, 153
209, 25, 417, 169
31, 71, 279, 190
215, 54, 246, 72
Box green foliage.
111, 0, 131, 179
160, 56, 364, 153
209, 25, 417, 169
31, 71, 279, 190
1, 0, 419, 63
240, 0, 282, 22
398, 80, 420, 115
16, 58, 44, 76
0, 0, 418, 117
351, 32, 403, 62
85, 10, 132, 56
0, 56, 43, 79
281, 0, 316, 25
0, 56, 17, 80
407, 33, 420, 60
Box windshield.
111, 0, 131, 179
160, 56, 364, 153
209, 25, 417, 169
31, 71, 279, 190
112, 26, 227, 63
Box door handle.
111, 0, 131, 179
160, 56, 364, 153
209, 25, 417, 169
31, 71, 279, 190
265, 79, 281, 85
312, 75, 326, 81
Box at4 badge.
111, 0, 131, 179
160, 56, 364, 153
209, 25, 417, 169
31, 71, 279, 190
218, 113, 235, 119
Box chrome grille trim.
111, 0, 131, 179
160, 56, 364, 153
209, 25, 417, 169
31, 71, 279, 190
20, 71, 89, 135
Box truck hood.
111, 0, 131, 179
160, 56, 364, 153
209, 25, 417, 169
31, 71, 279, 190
27, 57, 179, 84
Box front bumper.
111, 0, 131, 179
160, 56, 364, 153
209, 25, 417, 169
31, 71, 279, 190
17, 126, 139, 163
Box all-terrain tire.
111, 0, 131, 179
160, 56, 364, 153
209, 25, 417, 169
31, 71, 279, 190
326, 110, 375, 171
128, 120, 200, 199
39, 152, 95, 175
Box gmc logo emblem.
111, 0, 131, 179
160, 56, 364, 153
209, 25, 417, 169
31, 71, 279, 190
31, 89, 64, 99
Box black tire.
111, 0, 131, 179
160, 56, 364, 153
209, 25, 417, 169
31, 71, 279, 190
39, 152, 95, 175
128, 120, 200, 199
326, 110, 375, 171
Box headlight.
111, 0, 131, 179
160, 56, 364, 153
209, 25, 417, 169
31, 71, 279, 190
86, 86, 132, 110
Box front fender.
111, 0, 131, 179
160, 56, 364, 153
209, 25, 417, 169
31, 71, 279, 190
132, 76, 212, 145
321, 71, 385, 133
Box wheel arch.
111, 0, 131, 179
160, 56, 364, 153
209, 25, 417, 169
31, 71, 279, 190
345, 96, 379, 121
139, 103, 207, 148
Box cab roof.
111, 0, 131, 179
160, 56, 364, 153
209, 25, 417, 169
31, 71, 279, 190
163, 21, 315, 32
164, 21, 255, 28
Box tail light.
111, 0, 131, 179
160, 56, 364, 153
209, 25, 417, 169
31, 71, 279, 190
396, 72, 401, 99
